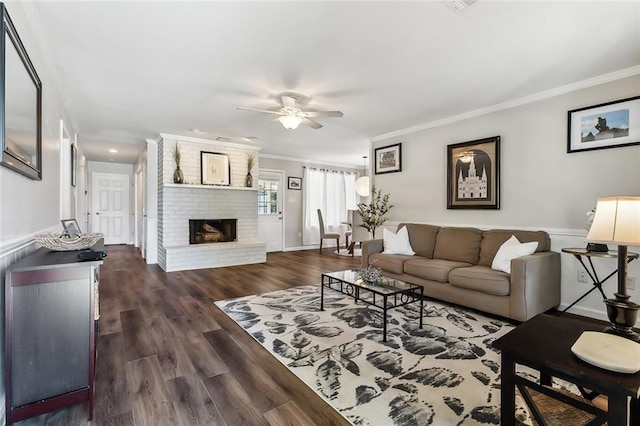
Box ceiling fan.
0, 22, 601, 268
237, 95, 343, 130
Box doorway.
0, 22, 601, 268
258, 169, 285, 252
134, 166, 146, 258
91, 172, 131, 244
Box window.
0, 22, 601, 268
258, 179, 278, 214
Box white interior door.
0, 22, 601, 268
258, 170, 284, 252
91, 172, 130, 245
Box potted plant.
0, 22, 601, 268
246, 152, 256, 187
357, 186, 392, 238
172, 143, 184, 184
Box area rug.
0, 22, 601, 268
215, 285, 532, 425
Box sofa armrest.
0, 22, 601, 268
509, 251, 561, 322
361, 239, 384, 268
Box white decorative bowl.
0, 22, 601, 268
35, 233, 103, 251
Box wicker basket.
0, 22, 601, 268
35, 233, 103, 251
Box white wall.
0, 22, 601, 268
372, 75, 640, 321
0, 3, 80, 423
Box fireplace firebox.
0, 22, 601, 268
189, 219, 237, 244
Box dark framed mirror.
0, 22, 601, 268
1, 3, 42, 180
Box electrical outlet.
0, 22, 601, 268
577, 269, 588, 283
628, 276, 636, 290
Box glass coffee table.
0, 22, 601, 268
321, 269, 424, 341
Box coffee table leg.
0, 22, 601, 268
500, 352, 516, 426
320, 278, 325, 311
383, 295, 388, 342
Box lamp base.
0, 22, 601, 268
604, 298, 640, 342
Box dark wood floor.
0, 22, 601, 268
17, 246, 360, 426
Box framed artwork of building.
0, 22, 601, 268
447, 136, 500, 209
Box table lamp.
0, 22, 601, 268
586, 196, 640, 341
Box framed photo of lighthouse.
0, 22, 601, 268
447, 136, 500, 209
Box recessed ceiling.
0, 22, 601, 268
26, 1, 640, 166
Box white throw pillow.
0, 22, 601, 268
382, 226, 415, 256
491, 235, 538, 274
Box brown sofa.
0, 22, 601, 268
361, 223, 561, 322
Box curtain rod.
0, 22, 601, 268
303, 166, 357, 174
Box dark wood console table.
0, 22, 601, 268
4, 241, 104, 424
493, 314, 640, 425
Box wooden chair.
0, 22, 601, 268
317, 209, 340, 255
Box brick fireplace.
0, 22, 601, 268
157, 134, 265, 272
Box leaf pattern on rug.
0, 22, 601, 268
215, 284, 549, 425
317, 359, 342, 400
400, 367, 464, 388
367, 350, 404, 375
389, 395, 435, 426
443, 396, 464, 415
355, 385, 380, 405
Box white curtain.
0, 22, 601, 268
302, 168, 357, 246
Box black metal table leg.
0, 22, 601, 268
382, 294, 388, 342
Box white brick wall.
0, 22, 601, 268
157, 134, 265, 271
161, 136, 259, 187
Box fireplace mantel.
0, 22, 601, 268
164, 183, 258, 191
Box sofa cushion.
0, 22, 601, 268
491, 236, 538, 274
449, 265, 511, 296
382, 227, 415, 256
404, 258, 472, 283
432, 227, 483, 264
369, 253, 418, 275
398, 223, 440, 259
478, 229, 550, 267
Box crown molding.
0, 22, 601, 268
259, 153, 359, 170
159, 133, 262, 151
371, 66, 640, 142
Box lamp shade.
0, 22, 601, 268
355, 176, 370, 197
586, 197, 640, 246
279, 115, 302, 130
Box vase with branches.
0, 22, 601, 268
357, 186, 392, 238
246, 152, 256, 187
172, 143, 184, 184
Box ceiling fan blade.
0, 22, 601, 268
305, 111, 343, 118
281, 95, 296, 110
302, 118, 323, 129
237, 106, 284, 115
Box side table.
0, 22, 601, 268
560, 248, 639, 314
493, 314, 640, 425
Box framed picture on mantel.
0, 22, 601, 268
201, 151, 230, 186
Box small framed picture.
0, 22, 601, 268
61, 218, 82, 236
374, 143, 402, 175
447, 136, 500, 210
568, 96, 640, 153
288, 176, 302, 190
201, 151, 230, 185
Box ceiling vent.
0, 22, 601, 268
443, 0, 478, 14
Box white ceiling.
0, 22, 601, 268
29, 1, 640, 166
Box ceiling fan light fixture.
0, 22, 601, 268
279, 115, 303, 130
